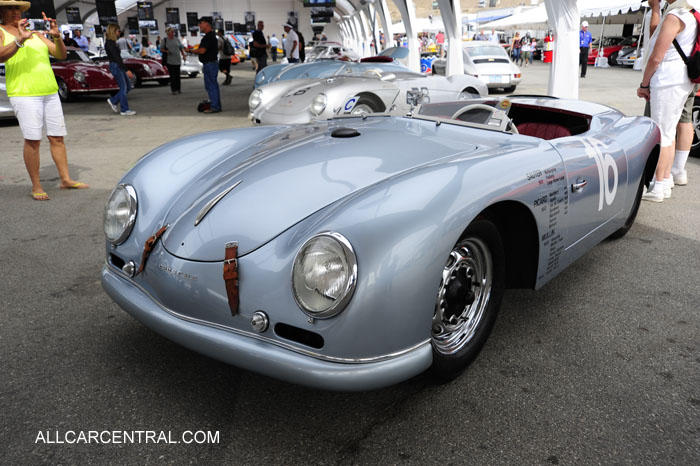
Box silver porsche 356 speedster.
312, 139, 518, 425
102, 96, 659, 391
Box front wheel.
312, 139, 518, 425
157, 78, 170, 86
431, 219, 505, 382
350, 98, 378, 115
608, 52, 619, 67
691, 99, 700, 157
56, 78, 70, 102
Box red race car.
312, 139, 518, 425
51, 47, 119, 102
587, 36, 638, 66
93, 50, 170, 87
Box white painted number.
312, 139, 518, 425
583, 138, 618, 211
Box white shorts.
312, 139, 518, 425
9, 93, 67, 141
650, 82, 694, 147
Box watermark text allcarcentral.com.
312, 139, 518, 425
35, 430, 220, 444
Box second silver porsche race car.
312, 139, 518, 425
249, 63, 488, 125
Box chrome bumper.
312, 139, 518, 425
101, 266, 432, 391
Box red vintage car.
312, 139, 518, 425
587, 36, 638, 66
94, 50, 170, 87
51, 47, 119, 102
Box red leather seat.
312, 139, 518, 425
517, 122, 572, 140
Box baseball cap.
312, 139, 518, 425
581, 21, 589, 27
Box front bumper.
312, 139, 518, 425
101, 266, 432, 391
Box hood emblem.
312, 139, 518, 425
194, 180, 242, 227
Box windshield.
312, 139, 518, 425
62, 49, 90, 62
465, 45, 508, 58
278, 62, 347, 80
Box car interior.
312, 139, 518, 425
417, 98, 592, 139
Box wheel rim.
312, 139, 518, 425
58, 80, 68, 100
692, 105, 700, 148
351, 103, 374, 115
432, 238, 493, 355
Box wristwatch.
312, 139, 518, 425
639, 83, 650, 89
14, 38, 24, 48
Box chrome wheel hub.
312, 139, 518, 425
432, 238, 493, 355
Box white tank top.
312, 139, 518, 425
650, 9, 697, 87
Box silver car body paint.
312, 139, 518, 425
102, 97, 659, 390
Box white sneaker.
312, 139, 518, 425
663, 185, 672, 199
672, 170, 688, 186
666, 177, 674, 189
107, 98, 118, 114
120, 110, 136, 116
642, 186, 664, 203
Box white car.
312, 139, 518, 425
249, 63, 487, 125
433, 40, 522, 93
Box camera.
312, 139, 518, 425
28, 19, 50, 31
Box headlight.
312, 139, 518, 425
104, 184, 137, 245
292, 232, 357, 319
73, 70, 86, 83
310, 93, 327, 116
142, 64, 150, 72
249, 89, 262, 110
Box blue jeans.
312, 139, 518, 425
202, 61, 221, 111
109, 62, 131, 112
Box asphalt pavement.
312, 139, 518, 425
1, 62, 699, 465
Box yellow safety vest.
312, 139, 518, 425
0, 26, 58, 97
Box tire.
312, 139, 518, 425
608, 51, 619, 67
430, 219, 505, 382
157, 78, 170, 86
504, 85, 517, 93
134, 74, 142, 87
691, 99, 700, 158
188, 72, 198, 78
350, 97, 378, 115
608, 175, 644, 240
458, 87, 479, 99
56, 78, 70, 102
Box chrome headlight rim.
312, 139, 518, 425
104, 184, 137, 245
310, 93, 328, 116
249, 89, 263, 110
73, 70, 86, 83
291, 231, 357, 320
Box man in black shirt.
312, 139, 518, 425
251, 21, 270, 73
191, 17, 221, 113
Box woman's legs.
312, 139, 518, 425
109, 62, 130, 112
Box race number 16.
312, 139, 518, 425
583, 138, 618, 211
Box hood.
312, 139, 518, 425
161, 118, 477, 261
54, 61, 111, 76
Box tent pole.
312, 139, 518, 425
597, 14, 607, 62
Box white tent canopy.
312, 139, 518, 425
483, 0, 644, 28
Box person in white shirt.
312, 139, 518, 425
637, 0, 700, 201
283, 23, 299, 63
269, 33, 279, 62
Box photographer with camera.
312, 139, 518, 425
0, 0, 88, 201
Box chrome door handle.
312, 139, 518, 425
571, 179, 587, 193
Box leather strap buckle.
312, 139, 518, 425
137, 225, 168, 275
223, 241, 239, 316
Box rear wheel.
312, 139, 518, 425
188, 72, 198, 78
608, 51, 619, 67
608, 175, 644, 240
458, 87, 479, 99
504, 85, 516, 93
56, 78, 70, 102
431, 219, 505, 382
